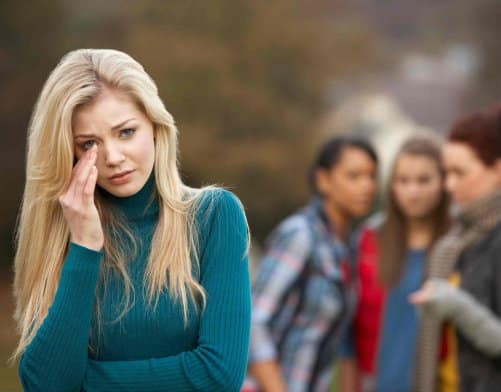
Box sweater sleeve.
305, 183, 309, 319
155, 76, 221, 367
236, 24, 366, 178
18, 243, 103, 392
421, 278, 501, 357
82, 190, 251, 392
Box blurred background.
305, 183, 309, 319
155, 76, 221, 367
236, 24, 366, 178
1, 1, 500, 390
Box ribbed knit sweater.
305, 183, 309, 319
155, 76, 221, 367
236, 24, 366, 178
18, 174, 251, 391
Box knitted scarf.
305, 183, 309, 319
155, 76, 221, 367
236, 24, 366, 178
414, 190, 501, 392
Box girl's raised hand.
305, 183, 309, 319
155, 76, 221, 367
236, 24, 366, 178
58, 145, 104, 251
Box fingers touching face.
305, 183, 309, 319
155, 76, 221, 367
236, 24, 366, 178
62, 144, 98, 204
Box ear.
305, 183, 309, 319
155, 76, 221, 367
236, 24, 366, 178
315, 169, 331, 197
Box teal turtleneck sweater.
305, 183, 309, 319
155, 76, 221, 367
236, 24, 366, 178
18, 174, 251, 391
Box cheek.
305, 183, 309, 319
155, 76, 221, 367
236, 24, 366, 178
392, 183, 410, 204
95, 162, 107, 186
457, 173, 480, 193
338, 176, 359, 198
324, 174, 347, 201
343, 177, 371, 202
120, 133, 156, 169
137, 143, 154, 163
73, 147, 84, 164
465, 172, 499, 199
422, 181, 443, 208
423, 175, 442, 195
448, 172, 479, 205
92, 153, 106, 180
138, 135, 156, 162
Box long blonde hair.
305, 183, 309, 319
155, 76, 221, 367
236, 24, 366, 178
12, 49, 213, 360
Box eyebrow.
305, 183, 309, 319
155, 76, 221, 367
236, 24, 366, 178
74, 118, 136, 139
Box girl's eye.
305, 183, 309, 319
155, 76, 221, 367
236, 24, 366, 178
418, 176, 432, 184
120, 128, 135, 137
346, 171, 360, 180
82, 140, 96, 150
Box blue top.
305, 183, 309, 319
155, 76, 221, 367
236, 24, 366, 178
376, 249, 425, 392
18, 173, 251, 391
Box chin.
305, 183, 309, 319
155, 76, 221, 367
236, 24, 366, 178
100, 182, 141, 198
112, 189, 137, 198
404, 209, 431, 219
351, 206, 371, 218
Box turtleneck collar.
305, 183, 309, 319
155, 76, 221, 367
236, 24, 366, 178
98, 171, 159, 221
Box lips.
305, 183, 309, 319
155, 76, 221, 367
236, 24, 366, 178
109, 170, 134, 180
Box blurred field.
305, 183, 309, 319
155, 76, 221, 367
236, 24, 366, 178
0, 275, 21, 392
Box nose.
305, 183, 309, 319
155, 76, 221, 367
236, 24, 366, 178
407, 181, 421, 196
445, 174, 456, 195
101, 142, 125, 167
362, 175, 376, 193
359, 176, 376, 201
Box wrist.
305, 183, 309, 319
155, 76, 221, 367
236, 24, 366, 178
70, 238, 103, 252
428, 280, 462, 319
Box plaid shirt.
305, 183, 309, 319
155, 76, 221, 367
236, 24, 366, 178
247, 197, 358, 392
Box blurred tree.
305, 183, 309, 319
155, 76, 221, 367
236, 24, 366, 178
119, 0, 381, 241
1, 0, 381, 270
0, 0, 67, 265
462, 0, 501, 108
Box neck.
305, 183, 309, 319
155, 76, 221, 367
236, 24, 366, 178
322, 199, 349, 241
458, 189, 501, 226
406, 216, 434, 249
98, 171, 159, 221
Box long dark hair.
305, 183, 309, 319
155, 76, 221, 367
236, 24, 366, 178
377, 135, 451, 288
